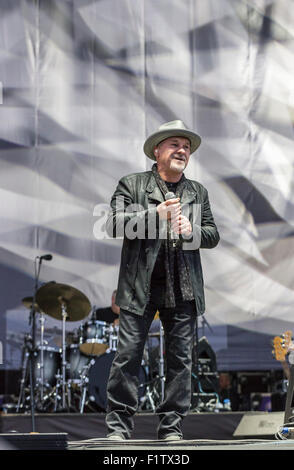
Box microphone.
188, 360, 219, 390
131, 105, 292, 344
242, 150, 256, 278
39, 254, 53, 261
164, 192, 180, 244
165, 191, 176, 200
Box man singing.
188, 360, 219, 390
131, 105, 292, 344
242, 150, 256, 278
104, 120, 219, 440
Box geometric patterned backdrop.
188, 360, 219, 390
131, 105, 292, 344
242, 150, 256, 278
0, 0, 294, 372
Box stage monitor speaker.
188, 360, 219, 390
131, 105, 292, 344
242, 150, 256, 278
0, 433, 68, 450
233, 412, 284, 438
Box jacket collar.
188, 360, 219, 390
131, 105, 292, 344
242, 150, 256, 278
146, 176, 164, 203
146, 172, 196, 205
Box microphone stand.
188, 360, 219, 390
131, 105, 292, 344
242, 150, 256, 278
27, 256, 43, 431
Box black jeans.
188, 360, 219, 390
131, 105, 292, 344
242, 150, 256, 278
105, 297, 197, 439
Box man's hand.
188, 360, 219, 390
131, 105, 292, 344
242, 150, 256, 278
157, 198, 192, 236
171, 213, 192, 236
156, 198, 181, 221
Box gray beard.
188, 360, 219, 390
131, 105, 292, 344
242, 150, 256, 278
170, 159, 186, 173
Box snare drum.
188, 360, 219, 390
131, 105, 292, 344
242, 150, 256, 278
79, 320, 109, 356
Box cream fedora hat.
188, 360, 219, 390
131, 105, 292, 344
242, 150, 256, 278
143, 120, 201, 161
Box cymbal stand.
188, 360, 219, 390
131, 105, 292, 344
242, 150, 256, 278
39, 313, 45, 402
53, 372, 62, 412
59, 299, 68, 409
53, 300, 69, 412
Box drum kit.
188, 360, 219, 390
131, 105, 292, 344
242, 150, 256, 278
17, 281, 165, 414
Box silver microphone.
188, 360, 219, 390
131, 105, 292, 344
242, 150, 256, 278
164, 192, 180, 243
165, 192, 176, 200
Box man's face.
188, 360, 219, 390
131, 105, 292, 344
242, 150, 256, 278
154, 136, 191, 175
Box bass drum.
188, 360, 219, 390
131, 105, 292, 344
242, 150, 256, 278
88, 351, 147, 411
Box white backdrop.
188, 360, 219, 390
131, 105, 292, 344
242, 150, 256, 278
0, 0, 294, 371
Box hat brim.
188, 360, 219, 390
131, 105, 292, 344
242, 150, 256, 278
143, 129, 201, 161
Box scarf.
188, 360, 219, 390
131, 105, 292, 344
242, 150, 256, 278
151, 163, 194, 308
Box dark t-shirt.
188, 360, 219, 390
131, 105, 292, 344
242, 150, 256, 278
94, 307, 119, 323
150, 181, 182, 303
151, 181, 178, 284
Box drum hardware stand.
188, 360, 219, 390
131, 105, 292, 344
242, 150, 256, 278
39, 313, 45, 402
61, 300, 67, 409
53, 371, 62, 412
53, 370, 72, 412
137, 343, 155, 412
79, 359, 95, 413
54, 297, 71, 411
65, 379, 83, 413
49, 299, 71, 413
138, 380, 158, 412
108, 324, 118, 352
138, 322, 165, 412
17, 334, 31, 412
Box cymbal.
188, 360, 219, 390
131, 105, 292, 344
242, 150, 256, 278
35, 282, 91, 322
22, 296, 41, 312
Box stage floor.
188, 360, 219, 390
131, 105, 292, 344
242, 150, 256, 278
67, 437, 294, 451
0, 410, 291, 450
1, 410, 244, 442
